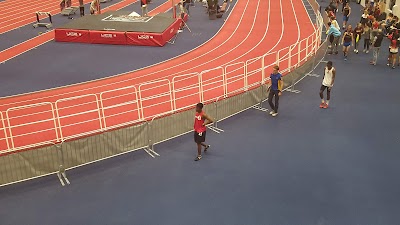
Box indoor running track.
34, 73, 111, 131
0, 0, 316, 151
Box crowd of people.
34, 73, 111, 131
325, 0, 400, 68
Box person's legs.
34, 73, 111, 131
354, 36, 359, 53
333, 36, 339, 54
326, 88, 331, 103
268, 90, 275, 113
185, 3, 190, 15
371, 47, 378, 64
274, 91, 280, 113
391, 53, 397, 68
320, 85, 327, 107
80, 6, 84, 16
329, 34, 334, 53
343, 45, 349, 59
363, 38, 367, 51
194, 131, 207, 160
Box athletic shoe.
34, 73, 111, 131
363, 49, 366, 53
204, 145, 210, 152
328, 52, 332, 55
319, 103, 325, 108
272, 112, 278, 117
387, 63, 390, 66
269, 110, 275, 115
366, 50, 369, 54
323, 104, 329, 109
392, 66, 396, 69
194, 155, 202, 161
344, 57, 347, 61
353, 49, 357, 53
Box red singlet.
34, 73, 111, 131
194, 112, 206, 133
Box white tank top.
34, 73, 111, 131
322, 67, 335, 87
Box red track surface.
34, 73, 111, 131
0, 0, 94, 34
0, 0, 316, 151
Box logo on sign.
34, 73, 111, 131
101, 34, 115, 38
138, 34, 150, 40
66, 32, 81, 37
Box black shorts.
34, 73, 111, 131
194, 131, 206, 144
320, 85, 332, 92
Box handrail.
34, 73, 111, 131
0, 8, 324, 153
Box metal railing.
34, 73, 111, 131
0, 0, 325, 186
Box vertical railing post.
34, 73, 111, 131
56, 141, 70, 186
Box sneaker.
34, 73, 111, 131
366, 50, 369, 54
204, 145, 210, 152
363, 49, 366, 53
354, 49, 357, 53
344, 57, 347, 61
323, 104, 329, 109
194, 155, 202, 161
392, 66, 396, 69
319, 103, 325, 108
387, 63, 390, 66
328, 52, 332, 55
334, 51, 338, 55
269, 110, 275, 115
271, 112, 279, 117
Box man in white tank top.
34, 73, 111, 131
319, 61, 336, 109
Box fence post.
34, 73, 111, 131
56, 141, 70, 186
207, 97, 224, 134
252, 83, 269, 112
144, 120, 160, 158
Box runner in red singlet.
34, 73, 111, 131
194, 103, 213, 161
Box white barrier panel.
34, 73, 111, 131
0, 112, 10, 154
138, 79, 173, 119
225, 62, 245, 97
100, 85, 142, 130
55, 94, 102, 140
200, 67, 225, 104
262, 52, 277, 84
6, 102, 58, 151
246, 56, 263, 89
172, 73, 201, 111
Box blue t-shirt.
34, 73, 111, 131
270, 73, 282, 91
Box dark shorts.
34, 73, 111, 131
343, 16, 349, 22
343, 42, 351, 47
194, 131, 206, 144
320, 85, 332, 92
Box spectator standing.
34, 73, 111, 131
342, 3, 351, 29
268, 65, 283, 117
370, 29, 384, 65
342, 26, 354, 60
363, 24, 371, 53
327, 22, 342, 55
353, 23, 364, 53
183, 0, 191, 16
388, 38, 399, 69
319, 61, 336, 109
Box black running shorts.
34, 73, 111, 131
194, 131, 206, 144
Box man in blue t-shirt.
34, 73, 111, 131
268, 65, 283, 117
